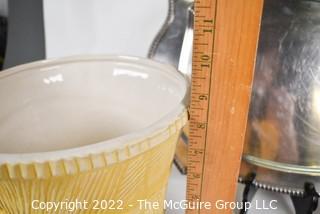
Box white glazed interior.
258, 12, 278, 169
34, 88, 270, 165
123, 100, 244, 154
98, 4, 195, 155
0, 55, 187, 164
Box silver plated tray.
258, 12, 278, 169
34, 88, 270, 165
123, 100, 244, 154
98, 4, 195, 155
240, 0, 320, 195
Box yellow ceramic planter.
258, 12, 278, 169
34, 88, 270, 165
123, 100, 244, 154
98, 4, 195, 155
0, 56, 188, 213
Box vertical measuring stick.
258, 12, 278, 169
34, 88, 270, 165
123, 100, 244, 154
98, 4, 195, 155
187, 0, 264, 213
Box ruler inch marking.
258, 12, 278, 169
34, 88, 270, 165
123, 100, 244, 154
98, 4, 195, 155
187, 0, 218, 212
187, 0, 264, 213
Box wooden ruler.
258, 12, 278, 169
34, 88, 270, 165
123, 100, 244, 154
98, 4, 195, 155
187, 0, 264, 213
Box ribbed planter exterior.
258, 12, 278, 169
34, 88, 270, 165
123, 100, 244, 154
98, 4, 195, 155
0, 111, 187, 214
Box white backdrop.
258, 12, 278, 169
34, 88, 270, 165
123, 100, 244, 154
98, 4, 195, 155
43, 0, 168, 58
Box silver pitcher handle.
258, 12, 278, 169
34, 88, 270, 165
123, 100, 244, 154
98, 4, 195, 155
148, 0, 194, 83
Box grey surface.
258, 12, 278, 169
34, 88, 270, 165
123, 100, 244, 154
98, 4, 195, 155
0, 0, 7, 16
166, 166, 186, 214
167, 168, 320, 213
4, 0, 45, 69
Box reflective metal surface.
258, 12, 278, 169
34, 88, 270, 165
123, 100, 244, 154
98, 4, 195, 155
240, 0, 320, 194
148, 0, 193, 80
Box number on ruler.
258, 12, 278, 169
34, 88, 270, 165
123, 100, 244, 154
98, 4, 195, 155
190, 194, 200, 200
203, 19, 214, 33
192, 149, 204, 155
203, 19, 213, 23
200, 54, 210, 61
192, 173, 201, 179
198, 94, 208, 100
196, 123, 206, 129
200, 54, 211, 69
